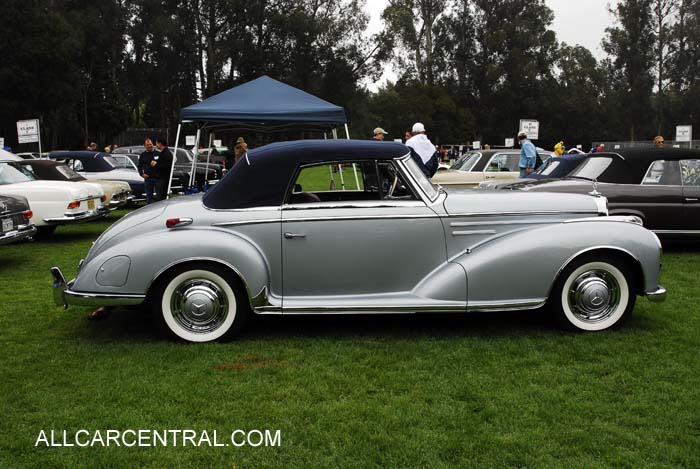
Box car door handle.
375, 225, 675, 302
484, 175, 496, 179
685, 198, 699, 202
284, 232, 306, 239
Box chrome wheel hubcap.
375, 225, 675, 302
171, 279, 228, 334
568, 269, 620, 323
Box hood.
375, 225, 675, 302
0, 180, 91, 199
84, 169, 144, 183
443, 186, 602, 215
0, 194, 30, 213
479, 177, 533, 190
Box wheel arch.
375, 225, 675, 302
146, 258, 262, 310
549, 246, 645, 298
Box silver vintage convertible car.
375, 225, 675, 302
52, 140, 666, 342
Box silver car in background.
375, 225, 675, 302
52, 140, 666, 342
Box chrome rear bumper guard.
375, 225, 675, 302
0, 224, 36, 246
646, 286, 667, 303
44, 209, 103, 224
51, 267, 145, 309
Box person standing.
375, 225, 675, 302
654, 136, 665, 148
517, 131, 537, 177
406, 122, 439, 177
154, 137, 174, 201
372, 127, 388, 141
138, 138, 158, 204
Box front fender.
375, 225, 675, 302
450, 219, 662, 305
72, 228, 270, 303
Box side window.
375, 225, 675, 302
681, 160, 700, 186
642, 160, 681, 186
486, 153, 519, 172
377, 161, 418, 200
288, 161, 375, 204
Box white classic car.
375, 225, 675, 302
0, 162, 105, 236
432, 149, 551, 187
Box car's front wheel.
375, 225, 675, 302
550, 254, 636, 331
153, 264, 249, 342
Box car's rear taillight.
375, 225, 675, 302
23, 210, 33, 220
100, 195, 106, 202
67, 201, 80, 209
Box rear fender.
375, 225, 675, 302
71, 229, 270, 305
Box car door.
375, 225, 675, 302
681, 159, 700, 231
281, 159, 449, 312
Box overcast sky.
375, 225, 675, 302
363, 0, 619, 90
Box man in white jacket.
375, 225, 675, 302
405, 122, 439, 177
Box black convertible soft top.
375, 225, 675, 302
203, 139, 410, 209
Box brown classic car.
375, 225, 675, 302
480, 147, 700, 237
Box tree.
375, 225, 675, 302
603, 0, 655, 141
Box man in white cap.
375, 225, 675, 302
372, 127, 388, 141
517, 131, 537, 177
406, 122, 439, 177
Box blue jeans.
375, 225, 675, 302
144, 177, 156, 204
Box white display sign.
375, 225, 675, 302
17, 119, 40, 144
614, 144, 621, 149
576, 145, 582, 149
519, 119, 539, 140
393, 139, 403, 143
505, 138, 514, 148
676, 125, 692, 142
472, 141, 481, 150
213, 139, 222, 147
0, 137, 4, 148
185, 135, 196, 146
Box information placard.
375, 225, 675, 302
185, 135, 196, 146
472, 141, 481, 150
519, 119, 539, 140
17, 119, 40, 144
213, 139, 222, 147
505, 138, 514, 148
676, 125, 692, 142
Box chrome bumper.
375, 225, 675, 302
0, 225, 36, 246
44, 209, 104, 224
646, 286, 667, 303
51, 267, 145, 309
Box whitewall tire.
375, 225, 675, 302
551, 256, 636, 331
154, 265, 248, 342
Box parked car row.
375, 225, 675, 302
477, 147, 700, 238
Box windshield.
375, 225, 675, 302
402, 157, 439, 200
452, 152, 481, 171
567, 157, 613, 180
0, 163, 31, 184
56, 164, 83, 180
101, 156, 118, 169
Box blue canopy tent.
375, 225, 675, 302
170, 75, 350, 192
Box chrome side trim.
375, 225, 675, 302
449, 219, 561, 227
282, 201, 425, 210
564, 215, 642, 225
283, 214, 440, 223
252, 299, 545, 315
212, 219, 280, 227
452, 230, 496, 236
444, 210, 599, 218
63, 289, 145, 307
204, 205, 281, 213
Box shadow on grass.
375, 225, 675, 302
68, 305, 664, 343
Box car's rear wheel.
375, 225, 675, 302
153, 264, 249, 342
550, 254, 636, 331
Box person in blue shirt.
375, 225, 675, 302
518, 131, 537, 177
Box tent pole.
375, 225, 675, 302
344, 123, 350, 140
352, 163, 360, 189
189, 128, 201, 187
167, 123, 182, 199
338, 164, 345, 190
332, 128, 338, 139
204, 133, 214, 185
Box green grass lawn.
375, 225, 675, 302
1, 210, 699, 467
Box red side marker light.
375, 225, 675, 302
23, 210, 33, 220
